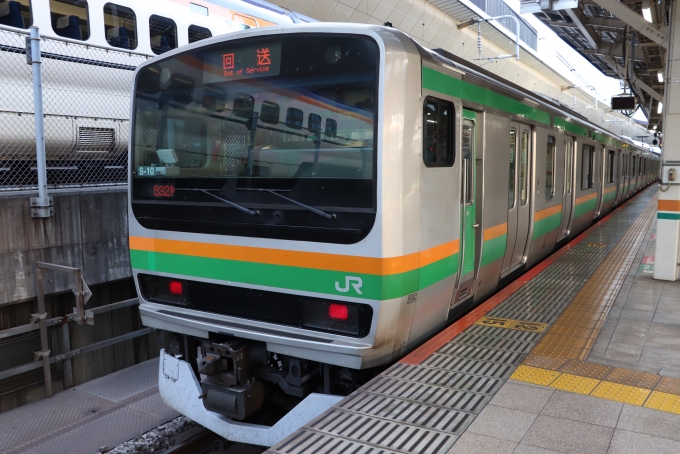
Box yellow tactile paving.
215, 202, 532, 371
522, 354, 569, 371
604, 368, 660, 390
591, 381, 651, 406
510, 365, 560, 386
644, 391, 680, 415
550, 373, 600, 395
559, 360, 612, 380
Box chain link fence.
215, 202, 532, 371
0, 25, 150, 191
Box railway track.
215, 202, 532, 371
162, 426, 265, 454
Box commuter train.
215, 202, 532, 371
128, 24, 659, 444
0, 0, 309, 186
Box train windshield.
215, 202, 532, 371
131, 34, 379, 244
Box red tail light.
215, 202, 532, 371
168, 280, 183, 295
328, 303, 349, 320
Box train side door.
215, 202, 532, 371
454, 113, 479, 303
501, 122, 532, 274
558, 136, 575, 240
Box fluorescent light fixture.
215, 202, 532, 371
653, 125, 658, 130
658, 102, 663, 114
643, 8, 653, 23
658, 72, 664, 83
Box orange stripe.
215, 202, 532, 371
535, 204, 562, 221
129, 237, 459, 276
604, 186, 617, 194
483, 223, 507, 241
576, 192, 597, 204
658, 200, 680, 212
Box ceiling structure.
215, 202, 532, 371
521, 0, 669, 133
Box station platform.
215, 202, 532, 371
0, 358, 178, 454
267, 185, 680, 454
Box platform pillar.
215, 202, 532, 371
654, 3, 680, 281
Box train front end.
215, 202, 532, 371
128, 25, 425, 443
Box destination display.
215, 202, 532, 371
204, 42, 282, 83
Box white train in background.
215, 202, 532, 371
0, 0, 311, 188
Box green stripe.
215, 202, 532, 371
423, 67, 551, 125
554, 117, 589, 137
130, 250, 459, 301
463, 109, 477, 120
658, 212, 680, 220
532, 211, 562, 239
574, 196, 597, 219
481, 234, 507, 267
603, 189, 617, 202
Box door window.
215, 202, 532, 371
546, 136, 555, 200
581, 144, 594, 189
565, 139, 573, 193
462, 120, 474, 204
423, 97, 454, 167
607, 150, 615, 183
520, 131, 529, 205
509, 129, 516, 208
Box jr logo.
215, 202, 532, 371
335, 276, 363, 295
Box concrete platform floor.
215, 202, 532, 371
0, 358, 178, 454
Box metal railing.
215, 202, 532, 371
0, 262, 151, 398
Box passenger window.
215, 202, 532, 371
546, 136, 555, 200
607, 150, 615, 183
50, 0, 89, 41
149, 14, 177, 55
462, 120, 474, 204
509, 129, 516, 208
325, 118, 337, 137
233, 95, 254, 119
286, 107, 303, 129
188, 24, 211, 43
0, 0, 31, 28
260, 101, 279, 124
103, 3, 136, 49
520, 131, 529, 205
423, 97, 454, 167
308, 113, 321, 134
581, 144, 594, 189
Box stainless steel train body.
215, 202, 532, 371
0, 0, 301, 185
128, 24, 659, 438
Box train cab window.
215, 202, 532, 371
149, 14, 177, 55
260, 101, 279, 124
607, 150, 615, 183
325, 118, 337, 137
509, 129, 516, 208
0, 0, 31, 28
423, 97, 454, 167
103, 3, 136, 49
546, 136, 555, 200
520, 131, 529, 205
50, 0, 89, 41
462, 120, 474, 204
581, 144, 594, 189
286, 107, 303, 129
188, 24, 211, 43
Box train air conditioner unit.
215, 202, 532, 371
74, 126, 116, 152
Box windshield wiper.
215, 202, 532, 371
239, 188, 336, 219
177, 188, 259, 216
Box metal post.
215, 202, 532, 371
35, 268, 53, 397
28, 26, 52, 218
59, 322, 73, 389
655, 3, 680, 280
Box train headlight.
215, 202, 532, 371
146, 276, 188, 306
